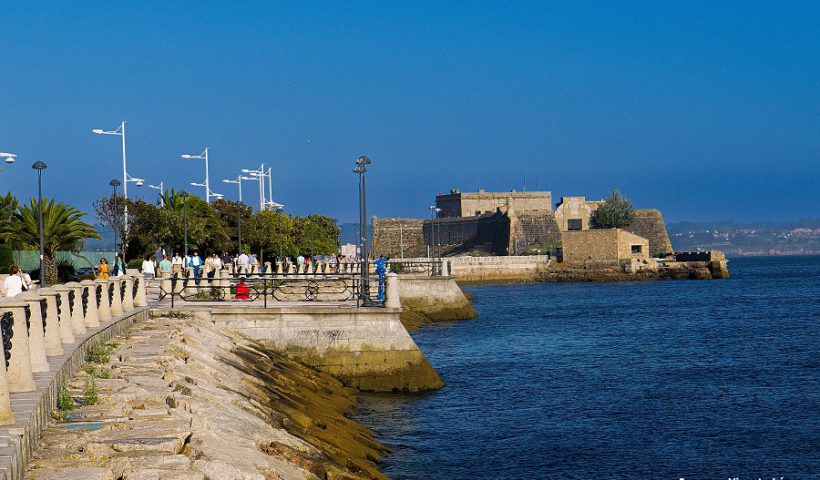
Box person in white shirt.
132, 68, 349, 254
237, 252, 249, 273
141, 256, 156, 280
3, 265, 24, 297
171, 253, 184, 274
189, 251, 203, 279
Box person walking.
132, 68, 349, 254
3, 265, 25, 297
189, 251, 203, 279
141, 255, 156, 280
374, 255, 388, 300
158, 255, 172, 277
171, 252, 184, 274
113, 255, 126, 277
98, 258, 110, 279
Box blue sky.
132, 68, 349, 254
0, 1, 818, 223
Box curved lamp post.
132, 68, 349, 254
32, 161, 47, 286
92, 122, 144, 233
109, 179, 121, 254
181, 148, 213, 203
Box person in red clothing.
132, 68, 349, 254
235, 277, 250, 300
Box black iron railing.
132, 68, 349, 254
387, 259, 444, 276
158, 272, 386, 308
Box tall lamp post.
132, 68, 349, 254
92, 122, 145, 233
180, 191, 189, 258
353, 156, 372, 306
429, 205, 437, 274
241, 164, 267, 210
181, 148, 213, 203
148, 181, 164, 206
109, 179, 121, 254
32, 161, 47, 286
223, 175, 253, 253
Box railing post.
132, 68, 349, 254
65, 282, 88, 336
384, 272, 401, 309
109, 278, 124, 315
121, 275, 135, 312
0, 321, 14, 425
0, 300, 37, 392
51, 285, 76, 344
95, 278, 112, 322
80, 280, 101, 327
36, 289, 64, 356
18, 292, 50, 373
133, 273, 148, 307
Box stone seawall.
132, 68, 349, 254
26, 314, 388, 480
196, 306, 443, 393
396, 256, 550, 284
397, 275, 477, 330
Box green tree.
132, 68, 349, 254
293, 214, 340, 255
93, 196, 161, 260
212, 199, 254, 253
0, 192, 19, 271
153, 190, 229, 255
249, 210, 296, 258
0, 199, 100, 284
591, 190, 636, 229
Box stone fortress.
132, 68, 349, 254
372, 188, 675, 267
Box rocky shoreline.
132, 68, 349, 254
26, 314, 388, 480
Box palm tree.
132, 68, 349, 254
0, 199, 100, 284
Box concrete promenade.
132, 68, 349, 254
0, 272, 153, 480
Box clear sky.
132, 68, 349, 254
0, 1, 818, 223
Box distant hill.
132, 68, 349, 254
668, 219, 820, 256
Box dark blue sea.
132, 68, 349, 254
354, 256, 819, 479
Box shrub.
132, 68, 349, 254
82, 375, 98, 406
57, 385, 73, 411
592, 190, 636, 229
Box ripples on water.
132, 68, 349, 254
354, 256, 820, 479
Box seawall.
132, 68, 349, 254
190, 306, 443, 393
396, 275, 477, 330
26, 314, 389, 479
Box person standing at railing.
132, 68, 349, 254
189, 251, 203, 280
375, 255, 388, 300
158, 255, 172, 278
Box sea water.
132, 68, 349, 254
354, 256, 819, 479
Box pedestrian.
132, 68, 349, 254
237, 251, 249, 273
375, 255, 388, 299
98, 258, 110, 279
3, 265, 24, 297
172, 252, 184, 274
113, 255, 125, 277
158, 255, 172, 277
234, 277, 250, 300
189, 251, 203, 279
141, 255, 156, 280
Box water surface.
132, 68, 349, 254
355, 256, 819, 479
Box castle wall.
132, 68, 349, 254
561, 229, 649, 265
509, 213, 563, 255
436, 190, 552, 217
371, 218, 427, 258
623, 209, 673, 256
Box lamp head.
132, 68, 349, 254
91, 129, 105, 135
4, 156, 14, 164
135, 180, 144, 187
356, 155, 372, 165
32, 161, 47, 170
110, 179, 121, 187
180, 154, 193, 159
353, 165, 366, 173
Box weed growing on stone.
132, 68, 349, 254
57, 385, 73, 411
82, 375, 98, 406
84, 365, 112, 379
85, 341, 112, 364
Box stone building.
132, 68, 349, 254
561, 229, 649, 265
435, 189, 552, 218
371, 189, 673, 259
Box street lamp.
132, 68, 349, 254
353, 155, 372, 306
92, 122, 144, 233
180, 191, 189, 258
32, 161, 47, 286
148, 181, 164, 206
429, 205, 436, 274
109, 179, 121, 254
0, 152, 16, 165
181, 148, 213, 203
241, 164, 270, 210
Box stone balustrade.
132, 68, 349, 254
0, 272, 148, 429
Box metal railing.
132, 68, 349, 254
386, 259, 444, 276
158, 272, 387, 308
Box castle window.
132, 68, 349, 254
631, 245, 642, 254
567, 219, 582, 231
